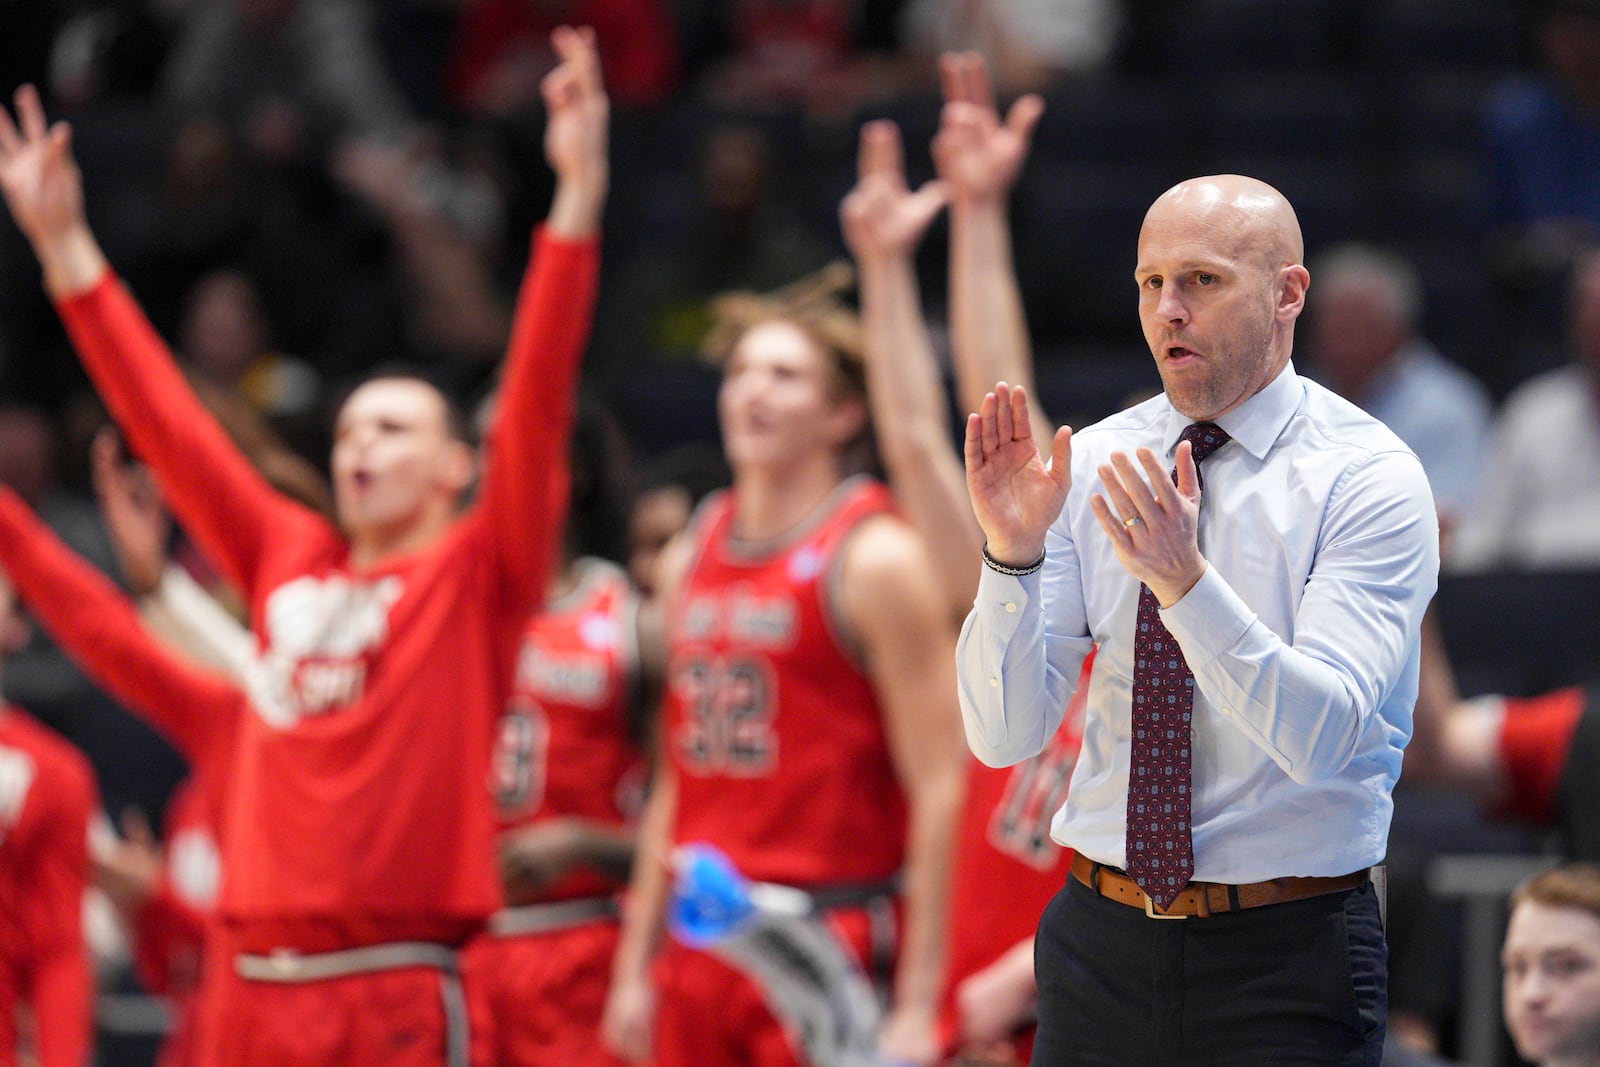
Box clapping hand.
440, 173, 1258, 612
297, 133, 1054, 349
964, 382, 1071, 566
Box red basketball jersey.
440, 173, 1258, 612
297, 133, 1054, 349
490, 558, 645, 902
0, 709, 97, 1067
665, 477, 907, 887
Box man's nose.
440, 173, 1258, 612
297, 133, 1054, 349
1157, 286, 1189, 324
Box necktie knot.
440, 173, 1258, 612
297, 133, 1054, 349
1179, 422, 1231, 465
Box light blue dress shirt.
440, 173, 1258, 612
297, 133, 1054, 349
956, 364, 1440, 882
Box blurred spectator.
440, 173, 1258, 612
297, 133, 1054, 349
123, 113, 394, 387
1483, 0, 1600, 284
590, 120, 832, 376
899, 0, 1122, 94
332, 124, 528, 395
0, 405, 119, 711
160, 0, 417, 155
691, 0, 920, 118
1406, 602, 1600, 863
625, 443, 729, 598
1451, 247, 1600, 570
1502, 864, 1600, 1067
446, 0, 679, 113
1482, 0, 1600, 381
45, 1, 173, 110
1305, 243, 1493, 527
178, 268, 321, 438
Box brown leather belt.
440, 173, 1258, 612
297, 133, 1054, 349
1069, 852, 1368, 919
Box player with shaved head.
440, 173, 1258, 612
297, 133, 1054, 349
956, 174, 1439, 1064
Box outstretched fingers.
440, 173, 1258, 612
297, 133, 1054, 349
857, 119, 903, 190
1048, 424, 1073, 489
993, 382, 1017, 447
551, 25, 601, 90
976, 389, 1001, 457
963, 411, 985, 471
1005, 93, 1045, 148
1171, 439, 1201, 502
955, 52, 994, 112
16, 84, 47, 144
1088, 492, 1133, 548
0, 100, 20, 158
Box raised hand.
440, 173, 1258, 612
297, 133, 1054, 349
963, 382, 1071, 565
931, 52, 1044, 206
90, 427, 170, 598
1088, 443, 1206, 608
91, 807, 164, 915
542, 26, 609, 199
0, 85, 86, 249
840, 119, 948, 265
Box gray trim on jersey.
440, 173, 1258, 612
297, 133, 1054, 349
716, 476, 872, 563
817, 511, 876, 673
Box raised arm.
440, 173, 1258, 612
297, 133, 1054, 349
90, 429, 256, 682
474, 27, 606, 616
0, 86, 325, 601
0, 486, 240, 765
840, 516, 968, 1065
933, 52, 1050, 431
841, 119, 982, 619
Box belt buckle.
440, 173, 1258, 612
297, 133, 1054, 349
1144, 894, 1187, 920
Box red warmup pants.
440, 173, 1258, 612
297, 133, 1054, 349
194, 929, 490, 1067
460, 917, 629, 1067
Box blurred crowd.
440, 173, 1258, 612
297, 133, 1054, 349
4, 0, 1600, 1064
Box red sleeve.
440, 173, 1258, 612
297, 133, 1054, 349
0, 487, 241, 765
470, 228, 598, 621
1495, 687, 1586, 825
52, 272, 332, 601
131, 883, 208, 996
22, 748, 95, 1067
25, 946, 93, 1067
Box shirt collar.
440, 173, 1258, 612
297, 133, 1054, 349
1160, 360, 1303, 463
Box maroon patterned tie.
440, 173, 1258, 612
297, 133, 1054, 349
1125, 422, 1231, 910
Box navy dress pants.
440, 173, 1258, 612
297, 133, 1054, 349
1031, 875, 1387, 1066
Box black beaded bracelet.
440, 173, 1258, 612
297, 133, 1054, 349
981, 542, 1045, 577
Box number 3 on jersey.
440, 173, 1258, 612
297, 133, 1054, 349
489, 699, 549, 815
673, 655, 778, 776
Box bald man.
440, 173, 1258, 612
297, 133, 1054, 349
956, 175, 1439, 1065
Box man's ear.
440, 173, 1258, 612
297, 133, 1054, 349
440, 440, 478, 495
1277, 264, 1310, 323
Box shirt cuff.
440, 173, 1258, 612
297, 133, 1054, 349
1157, 564, 1254, 668
973, 562, 1040, 637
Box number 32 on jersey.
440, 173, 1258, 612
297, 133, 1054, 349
671, 654, 778, 776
